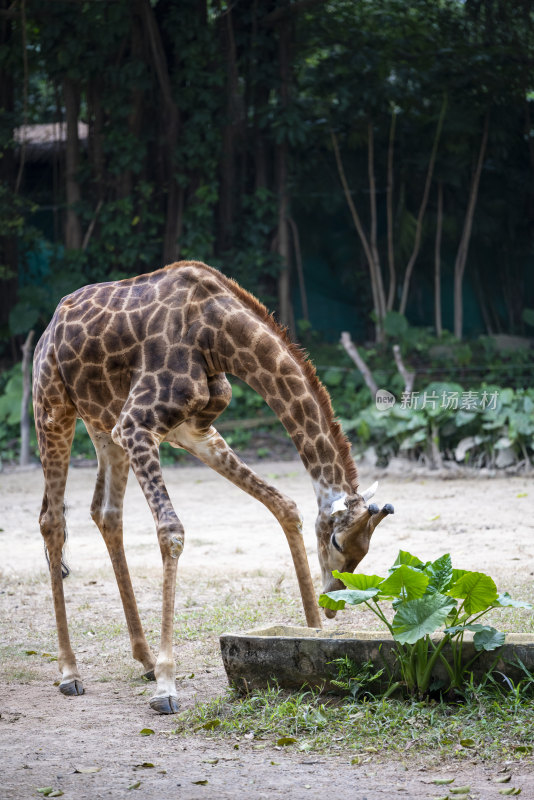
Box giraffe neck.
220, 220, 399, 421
216, 321, 357, 504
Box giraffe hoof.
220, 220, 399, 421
143, 669, 156, 681
59, 678, 84, 696
149, 695, 180, 714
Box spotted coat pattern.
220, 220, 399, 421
33, 261, 393, 714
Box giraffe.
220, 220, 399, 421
33, 260, 394, 714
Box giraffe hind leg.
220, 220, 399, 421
34, 370, 82, 696
42, 503, 69, 579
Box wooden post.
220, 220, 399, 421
20, 329, 34, 467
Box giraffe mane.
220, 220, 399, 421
166, 260, 359, 493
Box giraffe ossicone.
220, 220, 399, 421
33, 260, 394, 714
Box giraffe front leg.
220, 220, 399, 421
173, 423, 322, 629
149, 515, 183, 714
87, 426, 156, 678
112, 421, 183, 714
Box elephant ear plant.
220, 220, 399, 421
319, 550, 531, 697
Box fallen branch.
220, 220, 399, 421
340, 332, 377, 397
392, 343, 415, 394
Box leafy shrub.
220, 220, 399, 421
342, 384, 534, 467
320, 550, 531, 698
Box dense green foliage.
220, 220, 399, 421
320, 549, 532, 696
1, 0, 533, 358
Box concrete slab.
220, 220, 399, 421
220, 625, 534, 692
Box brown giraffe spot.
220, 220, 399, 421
281, 414, 297, 434
323, 465, 334, 484
237, 351, 259, 374
81, 337, 105, 364
317, 435, 335, 463
290, 400, 305, 426
305, 419, 321, 438
286, 376, 306, 397
57, 342, 77, 363
279, 357, 295, 377
278, 379, 292, 403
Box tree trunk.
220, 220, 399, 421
386, 109, 397, 310
276, 141, 293, 331
0, 1, 18, 338
217, 6, 241, 251
118, 15, 145, 199
63, 77, 83, 250
453, 112, 490, 339
434, 181, 443, 337
399, 94, 447, 315
138, 0, 181, 264
87, 79, 105, 203
367, 121, 386, 325
288, 216, 309, 323
14, 0, 28, 196
275, 7, 293, 333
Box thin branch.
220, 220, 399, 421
340, 332, 378, 397
330, 130, 374, 276
81, 198, 104, 252
331, 129, 383, 340
367, 121, 386, 321
399, 93, 447, 314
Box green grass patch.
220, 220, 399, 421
172, 683, 534, 761
172, 591, 301, 642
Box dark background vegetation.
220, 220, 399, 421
0, 0, 533, 466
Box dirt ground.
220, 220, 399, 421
1, 458, 533, 800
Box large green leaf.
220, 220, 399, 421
379, 564, 429, 601
392, 593, 457, 644
391, 550, 425, 570
319, 587, 380, 610
451, 568, 469, 584
319, 593, 346, 611
495, 592, 532, 610
448, 572, 498, 614
424, 553, 453, 593
473, 627, 505, 652
444, 623, 491, 636
332, 571, 384, 590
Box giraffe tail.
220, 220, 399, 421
43, 504, 70, 579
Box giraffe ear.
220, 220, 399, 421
330, 496, 347, 517
361, 481, 378, 502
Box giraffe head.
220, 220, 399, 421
316, 481, 394, 618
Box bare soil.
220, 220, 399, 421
1, 459, 533, 800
